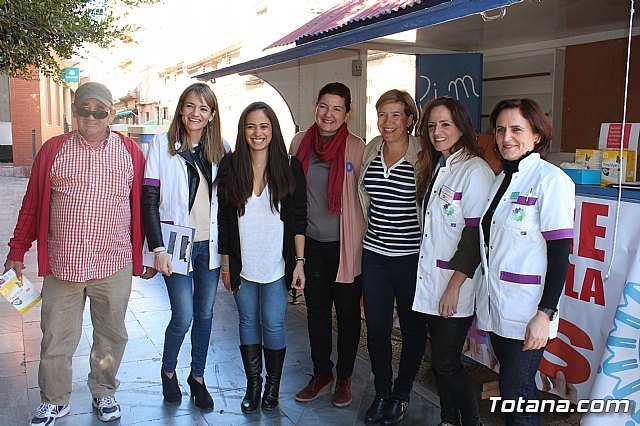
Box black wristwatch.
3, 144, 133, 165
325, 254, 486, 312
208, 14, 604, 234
294, 256, 306, 265
537, 306, 557, 320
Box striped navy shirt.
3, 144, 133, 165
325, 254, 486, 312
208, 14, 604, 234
363, 148, 421, 256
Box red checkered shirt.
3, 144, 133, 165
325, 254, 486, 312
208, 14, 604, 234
48, 130, 134, 282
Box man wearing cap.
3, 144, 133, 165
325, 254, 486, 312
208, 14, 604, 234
4, 82, 151, 425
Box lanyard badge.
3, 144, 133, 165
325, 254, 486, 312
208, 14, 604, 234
439, 185, 455, 203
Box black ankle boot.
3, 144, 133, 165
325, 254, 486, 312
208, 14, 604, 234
240, 344, 263, 413
382, 398, 409, 425
365, 397, 389, 424
261, 346, 286, 411
187, 373, 214, 410
161, 369, 181, 404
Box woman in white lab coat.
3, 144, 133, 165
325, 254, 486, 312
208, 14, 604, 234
477, 98, 575, 426
142, 82, 227, 410
412, 97, 494, 426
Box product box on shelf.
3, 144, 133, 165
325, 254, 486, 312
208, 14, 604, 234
601, 150, 636, 186
575, 149, 603, 170
563, 169, 601, 185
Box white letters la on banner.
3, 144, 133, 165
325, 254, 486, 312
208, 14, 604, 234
539, 194, 640, 425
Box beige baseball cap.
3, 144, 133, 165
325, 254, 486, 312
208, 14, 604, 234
74, 82, 113, 107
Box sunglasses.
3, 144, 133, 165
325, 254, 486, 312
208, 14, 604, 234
76, 108, 110, 119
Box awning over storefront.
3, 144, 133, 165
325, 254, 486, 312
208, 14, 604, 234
196, 0, 520, 81
265, 0, 448, 49
114, 109, 138, 119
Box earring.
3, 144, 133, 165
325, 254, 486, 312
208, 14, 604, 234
175, 129, 182, 150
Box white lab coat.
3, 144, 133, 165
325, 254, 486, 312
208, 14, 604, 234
412, 151, 495, 317
477, 153, 575, 339
143, 132, 224, 269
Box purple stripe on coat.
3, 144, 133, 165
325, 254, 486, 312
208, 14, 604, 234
453, 192, 462, 200
542, 228, 574, 241
465, 217, 480, 226
515, 195, 538, 206
143, 177, 160, 187
500, 271, 541, 285
436, 260, 452, 270
160, 220, 174, 225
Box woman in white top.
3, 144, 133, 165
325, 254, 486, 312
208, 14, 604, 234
216, 102, 306, 414
142, 82, 226, 410
477, 99, 574, 425
412, 97, 494, 426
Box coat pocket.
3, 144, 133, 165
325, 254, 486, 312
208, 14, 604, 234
498, 270, 542, 325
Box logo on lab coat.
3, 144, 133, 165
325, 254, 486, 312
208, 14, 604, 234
442, 203, 455, 216
512, 207, 526, 222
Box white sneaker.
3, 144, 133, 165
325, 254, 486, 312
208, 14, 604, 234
92, 396, 121, 422
30, 403, 70, 425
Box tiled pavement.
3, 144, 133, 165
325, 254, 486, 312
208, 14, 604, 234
0, 176, 441, 426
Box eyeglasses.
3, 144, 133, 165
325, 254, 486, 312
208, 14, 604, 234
76, 108, 110, 119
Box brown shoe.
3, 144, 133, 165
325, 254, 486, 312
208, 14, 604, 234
332, 376, 352, 407
294, 374, 333, 402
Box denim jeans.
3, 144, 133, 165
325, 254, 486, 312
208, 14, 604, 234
490, 333, 545, 426
304, 238, 362, 377
162, 241, 220, 378
426, 314, 480, 426
234, 276, 288, 350
362, 249, 427, 400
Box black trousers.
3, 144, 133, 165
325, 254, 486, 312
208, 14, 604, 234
304, 238, 362, 378
490, 333, 545, 426
425, 314, 480, 426
362, 249, 427, 400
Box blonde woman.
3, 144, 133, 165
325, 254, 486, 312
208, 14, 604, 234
358, 89, 426, 425
142, 82, 227, 410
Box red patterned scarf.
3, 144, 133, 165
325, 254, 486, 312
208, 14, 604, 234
296, 122, 348, 215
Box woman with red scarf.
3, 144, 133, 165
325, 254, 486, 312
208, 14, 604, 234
290, 82, 366, 408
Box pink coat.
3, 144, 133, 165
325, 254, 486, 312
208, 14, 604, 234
290, 131, 365, 283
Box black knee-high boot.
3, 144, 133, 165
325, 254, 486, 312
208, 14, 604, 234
239, 344, 263, 413
262, 346, 286, 411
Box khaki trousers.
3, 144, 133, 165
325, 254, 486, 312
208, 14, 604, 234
39, 264, 132, 405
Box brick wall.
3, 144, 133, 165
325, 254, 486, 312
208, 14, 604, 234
9, 78, 42, 166
9, 76, 65, 167
40, 78, 64, 145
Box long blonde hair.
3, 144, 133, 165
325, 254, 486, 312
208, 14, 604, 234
167, 82, 224, 164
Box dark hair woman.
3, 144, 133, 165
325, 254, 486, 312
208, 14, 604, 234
289, 82, 366, 408
477, 98, 575, 425
142, 82, 227, 410
358, 89, 427, 424
216, 101, 307, 414
412, 97, 494, 426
